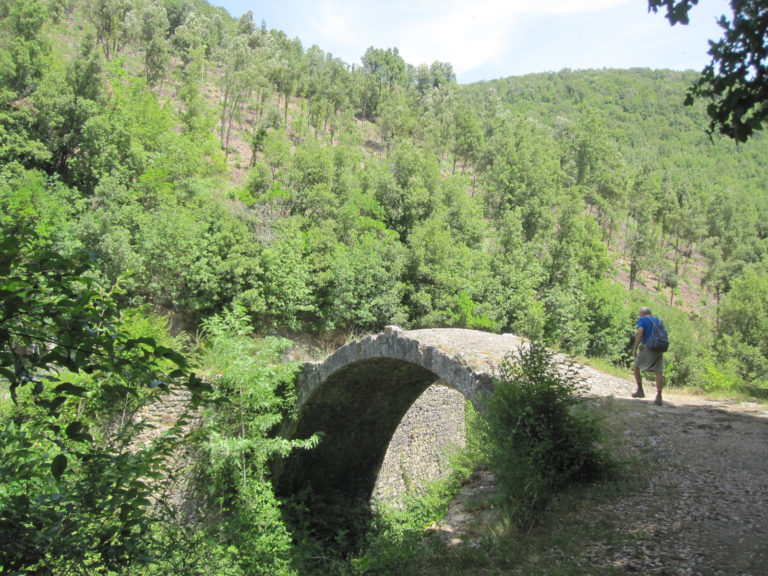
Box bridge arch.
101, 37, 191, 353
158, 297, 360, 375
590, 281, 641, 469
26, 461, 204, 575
275, 326, 523, 505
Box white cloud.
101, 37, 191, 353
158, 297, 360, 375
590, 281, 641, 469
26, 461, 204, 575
301, 0, 635, 76
220, 0, 730, 81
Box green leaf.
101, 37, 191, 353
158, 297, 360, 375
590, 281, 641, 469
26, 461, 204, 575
53, 382, 87, 397
65, 421, 92, 442
51, 454, 67, 479
48, 396, 67, 415
66, 421, 84, 437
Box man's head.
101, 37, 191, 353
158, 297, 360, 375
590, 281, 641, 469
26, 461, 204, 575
638, 306, 652, 316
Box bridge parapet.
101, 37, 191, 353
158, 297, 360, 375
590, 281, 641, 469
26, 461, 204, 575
296, 326, 525, 412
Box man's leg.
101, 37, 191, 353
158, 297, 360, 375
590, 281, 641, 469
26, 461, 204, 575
654, 372, 664, 405
632, 363, 645, 398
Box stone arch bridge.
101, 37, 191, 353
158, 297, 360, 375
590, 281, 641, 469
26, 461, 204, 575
275, 326, 632, 506
275, 326, 527, 505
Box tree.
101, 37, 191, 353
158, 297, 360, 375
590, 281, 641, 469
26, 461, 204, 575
566, 113, 627, 236
218, 34, 257, 151
626, 227, 654, 290
625, 169, 661, 291
258, 219, 317, 330
194, 308, 315, 576
418, 77, 458, 164
480, 118, 562, 241
321, 54, 355, 142
86, 0, 133, 61
269, 31, 303, 123
178, 44, 214, 137
649, 0, 768, 141
486, 208, 546, 338
371, 140, 439, 239
359, 46, 407, 118
285, 137, 337, 218
404, 214, 488, 327
452, 102, 484, 176
0, 231, 210, 574
131, 0, 171, 86
0, 0, 50, 98
716, 265, 768, 380
68, 69, 178, 194
376, 86, 418, 150
324, 228, 408, 332
0, 0, 53, 168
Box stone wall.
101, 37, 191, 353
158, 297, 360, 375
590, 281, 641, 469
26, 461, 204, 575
373, 382, 466, 504
141, 328, 532, 510
131, 386, 195, 445
136, 381, 467, 508
130, 386, 202, 519
129, 327, 637, 516
278, 327, 522, 505
136, 380, 466, 511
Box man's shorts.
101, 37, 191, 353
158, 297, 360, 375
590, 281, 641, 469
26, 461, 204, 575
635, 345, 664, 374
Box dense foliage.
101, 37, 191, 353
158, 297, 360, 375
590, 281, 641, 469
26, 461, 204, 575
649, 0, 768, 141
2, 0, 768, 572
483, 343, 615, 527
138, 309, 314, 576
3, 0, 767, 376
0, 232, 210, 574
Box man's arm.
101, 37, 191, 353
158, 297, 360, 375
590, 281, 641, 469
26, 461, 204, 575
633, 326, 644, 357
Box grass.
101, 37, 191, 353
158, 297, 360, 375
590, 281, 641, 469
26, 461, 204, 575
572, 355, 631, 380
367, 470, 643, 576
674, 384, 768, 407
574, 353, 768, 407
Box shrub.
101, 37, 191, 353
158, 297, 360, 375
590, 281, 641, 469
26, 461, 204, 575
483, 342, 614, 527
0, 232, 210, 575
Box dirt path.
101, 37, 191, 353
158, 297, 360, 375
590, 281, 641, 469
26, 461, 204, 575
586, 391, 768, 575
434, 374, 768, 575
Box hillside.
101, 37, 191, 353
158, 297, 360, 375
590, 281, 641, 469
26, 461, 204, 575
3, 1, 768, 574
220, 67, 766, 316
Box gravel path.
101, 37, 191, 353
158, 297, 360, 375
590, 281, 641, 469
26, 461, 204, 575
586, 390, 768, 575
433, 362, 768, 575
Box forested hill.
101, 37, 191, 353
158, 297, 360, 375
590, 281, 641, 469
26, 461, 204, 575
4, 1, 768, 574
3, 0, 768, 390
468, 69, 768, 192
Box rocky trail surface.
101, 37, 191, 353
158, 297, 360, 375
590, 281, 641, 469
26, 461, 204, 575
433, 366, 768, 575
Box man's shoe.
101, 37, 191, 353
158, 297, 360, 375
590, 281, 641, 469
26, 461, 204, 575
631, 389, 645, 398
653, 396, 663, 406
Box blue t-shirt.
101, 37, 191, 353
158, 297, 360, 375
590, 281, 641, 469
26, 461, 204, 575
637, 316, 658, 345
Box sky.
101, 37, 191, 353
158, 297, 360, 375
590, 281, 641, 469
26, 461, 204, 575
213, 0, 732, 84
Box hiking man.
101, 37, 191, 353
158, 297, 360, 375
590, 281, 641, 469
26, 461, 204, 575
632, 306, 665, 406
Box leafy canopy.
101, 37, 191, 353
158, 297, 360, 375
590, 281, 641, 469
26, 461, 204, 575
649, 0, 768, 141
0, 231, 210, 574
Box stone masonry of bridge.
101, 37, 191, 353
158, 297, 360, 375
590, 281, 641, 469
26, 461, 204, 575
131, 327, 636, 513
275, 326, 635, 506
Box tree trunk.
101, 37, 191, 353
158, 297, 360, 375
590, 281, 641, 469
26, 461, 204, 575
220, 88, 230, 145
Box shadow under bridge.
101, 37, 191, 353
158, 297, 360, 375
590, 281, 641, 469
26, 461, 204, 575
274, 326, 523, 507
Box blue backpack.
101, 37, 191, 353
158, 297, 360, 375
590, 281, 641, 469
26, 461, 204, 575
647, 317, 669, 353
